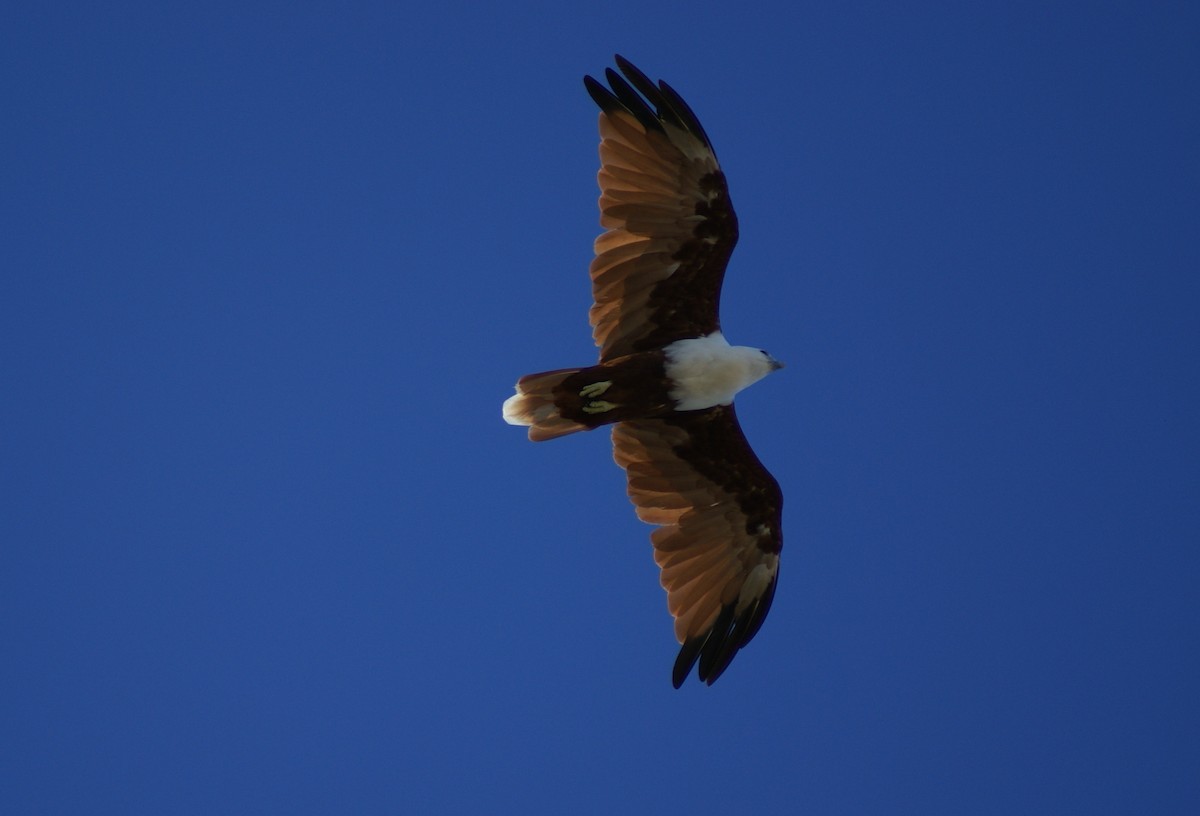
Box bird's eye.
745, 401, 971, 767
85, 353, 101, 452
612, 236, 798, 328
759, 349, 769, 357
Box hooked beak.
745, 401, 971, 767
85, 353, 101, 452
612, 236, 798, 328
769, 356, 785, 371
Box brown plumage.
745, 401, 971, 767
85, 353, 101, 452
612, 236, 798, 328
503, 56, 784, 687
614, 408, 781, 686
585, 59, 738, 359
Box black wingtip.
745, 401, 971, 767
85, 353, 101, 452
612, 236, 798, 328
696, 604, 738, 683
585, 56, 716, 152
657, 80, 714, 149
672, 636, 705, 689
612, 55, 657, 99
603, 67, 662, 133
669, 571, 779, 687
583, 74, 619, 114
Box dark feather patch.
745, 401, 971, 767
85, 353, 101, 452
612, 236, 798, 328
663, 406, 783, 551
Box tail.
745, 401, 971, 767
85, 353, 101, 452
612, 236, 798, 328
502, 368, 588, 441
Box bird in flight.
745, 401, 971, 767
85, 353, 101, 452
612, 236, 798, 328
503, 56, 784, 687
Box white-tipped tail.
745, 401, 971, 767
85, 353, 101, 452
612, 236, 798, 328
503, 368, 588, 442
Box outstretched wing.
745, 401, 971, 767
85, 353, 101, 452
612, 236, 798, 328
612, 406, 782, 687
584, 56, 739, 362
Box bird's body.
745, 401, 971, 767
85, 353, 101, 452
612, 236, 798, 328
502, 332, 780, 437
503, 57, 786, 687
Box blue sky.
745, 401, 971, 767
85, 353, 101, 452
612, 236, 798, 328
2, 1, 1198, 813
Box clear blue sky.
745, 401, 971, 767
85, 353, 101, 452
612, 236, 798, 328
3, 1, 1198, 813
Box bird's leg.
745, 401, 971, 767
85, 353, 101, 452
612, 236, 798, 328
578, 381, 612, 398
581, 400, 617, 414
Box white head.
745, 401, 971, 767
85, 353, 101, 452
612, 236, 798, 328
737, 346, 785, 386
665, 333, 785, 410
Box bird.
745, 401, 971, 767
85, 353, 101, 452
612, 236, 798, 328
502, 56, 784, 687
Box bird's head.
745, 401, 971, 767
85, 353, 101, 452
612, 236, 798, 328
733, 347, 785, 388
759, 349, 785, 372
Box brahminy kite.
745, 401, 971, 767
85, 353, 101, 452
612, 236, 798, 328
503, 56, 784, 687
